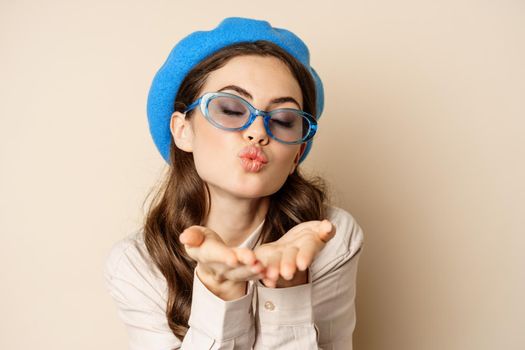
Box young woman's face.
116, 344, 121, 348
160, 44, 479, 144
177, 55, 307, 200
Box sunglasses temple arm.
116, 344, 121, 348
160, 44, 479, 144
183, 99, 201, 114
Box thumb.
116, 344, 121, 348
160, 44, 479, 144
180, 226, 205, 247
318, 220, 336, 243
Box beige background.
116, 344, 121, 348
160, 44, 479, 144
1, 0, 524, 349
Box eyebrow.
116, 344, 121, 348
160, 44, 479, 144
218, 85, 301, 109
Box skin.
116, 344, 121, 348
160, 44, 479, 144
170, 55, 336, 299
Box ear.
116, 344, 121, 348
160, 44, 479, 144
289, 143, 307, 174
170, 111, 194, 152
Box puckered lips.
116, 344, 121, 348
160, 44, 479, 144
238, 145, 268, 172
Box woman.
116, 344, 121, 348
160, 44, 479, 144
104, 17, 364, 349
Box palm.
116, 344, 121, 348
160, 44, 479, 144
180, 226, 263, 283
254, 219, 336, 287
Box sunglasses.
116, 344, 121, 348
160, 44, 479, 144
183, 92, 318, 144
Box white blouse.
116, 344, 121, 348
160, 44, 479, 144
104, 205, 364, 349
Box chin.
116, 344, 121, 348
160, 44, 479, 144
240, 182, 285, 199
232, 185, 270, 199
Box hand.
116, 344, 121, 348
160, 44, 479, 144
180, 225, 265, 300
254, 219, 336, 288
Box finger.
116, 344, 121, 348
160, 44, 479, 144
182, 225, 225, 245
265, 250, 282, 281
253, 244, 279, 287
261, 277, 277, 288
203, 239, 239, 267
233, 247, 257, 266
179, 227, 205, 247
223, 261, 265, 281
318, 220, 336, 243
296, 239, 320, 271
280, 246, 299, 280
253, 244, 277, 271
188, 236, 238, 267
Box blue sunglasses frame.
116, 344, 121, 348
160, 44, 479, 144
183, 92, 318, 145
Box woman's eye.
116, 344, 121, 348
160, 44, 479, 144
270, 113, 298, 128
272, 120, 294, 128
221, 108, 245, 116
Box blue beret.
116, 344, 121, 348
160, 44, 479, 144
146, 17, 324, 164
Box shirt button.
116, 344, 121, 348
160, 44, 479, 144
264, 301, 275, 311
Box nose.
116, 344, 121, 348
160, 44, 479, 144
243, 114, 269, 145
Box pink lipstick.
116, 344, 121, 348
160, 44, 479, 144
238, 145, 268, 172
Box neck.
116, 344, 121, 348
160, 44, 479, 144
203, 187, 269, 247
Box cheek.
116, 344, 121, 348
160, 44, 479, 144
192, 132, 225, 171
260, 158, 296, 195
274, 144, 300, 167
267, 145, 300, 182
190, 121, 236, 178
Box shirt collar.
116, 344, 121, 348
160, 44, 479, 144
237, 219, 265, 249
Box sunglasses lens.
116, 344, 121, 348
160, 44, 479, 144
208, 96, 250, 128
268, 110, 310, 143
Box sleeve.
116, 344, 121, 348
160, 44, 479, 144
310, 212, 364, 349
103, 238, 256, 350
311, 246, 362, 350
253, 269, 319, 350
182, 270, 255, 349
253, 210, 364, 350
103, 240, 181, 350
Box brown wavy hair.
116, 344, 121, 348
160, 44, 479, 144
141, 40, 331, 341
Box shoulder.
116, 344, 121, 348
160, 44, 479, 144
326, 205, 364, 256
103, 229, 165, 288
104, 229, 142, 278
310, 205, 365, 277
103, 230, 173, 331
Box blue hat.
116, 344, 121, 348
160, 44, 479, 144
147, 17, 324, 164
